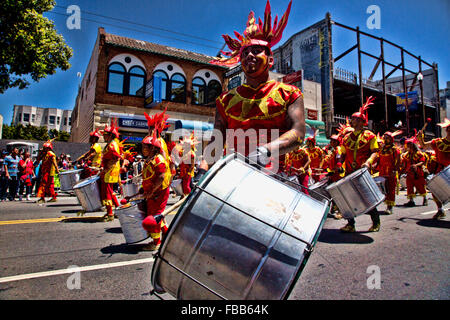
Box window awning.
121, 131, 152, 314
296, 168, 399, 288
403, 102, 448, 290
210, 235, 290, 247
174, 120, 214, 131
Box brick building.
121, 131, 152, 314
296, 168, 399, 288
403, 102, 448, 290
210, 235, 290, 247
70, 27, 227, 145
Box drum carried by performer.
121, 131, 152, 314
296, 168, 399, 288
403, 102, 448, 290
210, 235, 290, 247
418, 118, 450, 219
285, 145, 310, 193
77, 129, 103, 180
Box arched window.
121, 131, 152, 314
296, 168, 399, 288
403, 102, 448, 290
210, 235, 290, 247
153, 70, 168, 101
128, 66, 146, 96
192, 77, 206, 105
207, 80, 222, 104
170, 73, 186, 103
107, 63, 126, 94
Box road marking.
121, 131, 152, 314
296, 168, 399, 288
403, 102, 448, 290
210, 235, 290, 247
0, 257, 155, 284
0, 217, 67, 225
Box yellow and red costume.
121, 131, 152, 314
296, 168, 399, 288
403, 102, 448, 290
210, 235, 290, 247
323, 137, 345, 183
37, 140, 58, 200
305, 145, 325, 183
341, 129, 379, 174
376, 140, 401, 207
430, 137, 450, 173
100, 121, 122, 219
401, 147, 427, 201
81, 129, 102, 179
178, 134, 198, 195
285, 146, 310, 192
216, 80, 302, 171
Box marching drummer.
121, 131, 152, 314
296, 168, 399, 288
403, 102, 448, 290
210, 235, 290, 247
140, 113, 173, 251
285, 145, 310, 193
179, 134, 197, 198
372, 131, 402, 215
77, 129, 102, 180
400, 135, 428, 208
339, 97, 381, 232
100, 120, 122, 222
36, 139, 59, 204
304, 133, 325, 183
418, 118, 450, 220
209, 0, 306, 171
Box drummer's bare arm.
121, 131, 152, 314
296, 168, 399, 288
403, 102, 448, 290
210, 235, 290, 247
264, 97, 306, 156
363, 149, 379, 168
418, 130, 432, 150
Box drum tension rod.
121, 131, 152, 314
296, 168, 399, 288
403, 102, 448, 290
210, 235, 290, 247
153, 252, 228, 300
193, 184, 314, 253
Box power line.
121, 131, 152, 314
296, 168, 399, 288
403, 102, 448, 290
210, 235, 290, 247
47, 10, 223, 51
54, 4, 223, 45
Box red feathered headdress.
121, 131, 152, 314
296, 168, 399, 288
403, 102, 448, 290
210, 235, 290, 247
103, 118, 119, 138
144, 108, 170, 138
209, 0, 292, 67
352, 96, 375, 126
43, 138, 56, 149
89, 128, 101, 138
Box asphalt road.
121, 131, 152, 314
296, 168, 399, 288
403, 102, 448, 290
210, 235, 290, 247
0, 190, 448, 300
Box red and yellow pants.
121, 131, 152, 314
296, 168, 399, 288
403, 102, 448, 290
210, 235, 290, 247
100, 181, 119, 216
382, 175, 397, 207
37, 174, 56, 199
406, 174, 427, 199
142, 187, 170, 245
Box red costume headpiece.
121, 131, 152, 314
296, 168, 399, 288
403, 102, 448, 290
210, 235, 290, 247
209, 0, 292, 67
352, 96, 375, 126
90, 128, 101, 138
337, 117, 354, 137
103, 118, 119, 139
43, 138, 56, 149
305, 128, 317, 145
142, 108, 170, 150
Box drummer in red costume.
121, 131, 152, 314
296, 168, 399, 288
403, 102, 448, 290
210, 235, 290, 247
209, 0, 305, 171
179, 134, 198, 198
339, 97, 381, 232
418, 118, 450, 219
140, 111, 172, 251
36, 139, 59, 203
100, 120, 122, 222
372, 131, 402, 215
285, 145, 310, 193
304, 132, 325, 183
400, 134, 428, 208
78, 129, 102, 179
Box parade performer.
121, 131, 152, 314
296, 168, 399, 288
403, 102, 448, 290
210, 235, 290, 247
178, 134, 198, 197
339, 97, 381, 232
100, 120, 122, 221
400, 134, 428, 207
285, 145, 310, 193
304, 131, 325, 183
418, 118, 450, 219
209, 0, 305, 172
36, 139, 59, 203
140, 111, 173, 251
323, 134, 345, 183
78, 129, 102, 179
18, 151, 35, 201
373, 130, 402, 214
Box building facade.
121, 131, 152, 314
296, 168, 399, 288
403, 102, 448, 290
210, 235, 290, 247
70, 27, 227, 145
12, 105, 72, 133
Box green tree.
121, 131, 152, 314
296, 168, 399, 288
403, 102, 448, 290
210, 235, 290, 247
0, 0, 73, 93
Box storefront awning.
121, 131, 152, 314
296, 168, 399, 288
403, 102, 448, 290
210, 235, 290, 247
174, 120, 214, 131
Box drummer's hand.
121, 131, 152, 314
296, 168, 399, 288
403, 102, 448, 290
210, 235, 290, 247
362, 162, 370, 169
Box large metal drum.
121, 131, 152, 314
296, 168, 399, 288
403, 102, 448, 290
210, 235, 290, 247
59, 169, 83, 191
73, 175, 102, 212
309, 177, 330, 201
426, 165, 450, 204
325, 167, 385, 220
151, 154, 330, 300
115, 200, 150, 244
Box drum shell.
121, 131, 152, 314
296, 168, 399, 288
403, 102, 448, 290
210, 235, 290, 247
151, 154, 330, 300
59, 169, 82, 191
308, 178, 330, 201
73, 176, 102, 212
123, 182, 139, 198
373, 176, 387, 195
171, 179, 184, 196
116, 200, 149, 244
426, 165, 450, 204
325, 168, 385, 219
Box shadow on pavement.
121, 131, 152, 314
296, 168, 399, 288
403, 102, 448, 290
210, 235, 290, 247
105, 227, 123, 234
47, 203, 80, 208
398, 217, 450, 229
318, 228, 374, 244
100, 242, 150, 255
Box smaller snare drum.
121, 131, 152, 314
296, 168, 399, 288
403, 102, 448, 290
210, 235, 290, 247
373, 176, 387, 195
115, 200, 150, 244
325, 168, 385, 219
309, 178, 330, 201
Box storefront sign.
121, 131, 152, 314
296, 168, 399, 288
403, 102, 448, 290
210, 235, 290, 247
396, 91, 418, 112
144, 76, 162, 108
118, 118, 148, 129
307, 109, 318, 120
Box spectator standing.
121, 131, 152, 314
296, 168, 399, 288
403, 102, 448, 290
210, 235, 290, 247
4, 147, 21, 201
18, 151, 35, 201
0, 150, 8, 201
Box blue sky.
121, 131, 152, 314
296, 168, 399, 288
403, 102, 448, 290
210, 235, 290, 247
1, 0, 448, 125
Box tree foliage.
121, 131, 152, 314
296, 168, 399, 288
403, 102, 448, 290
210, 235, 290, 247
0, 0, 73, 93
2, 124, 70, 141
